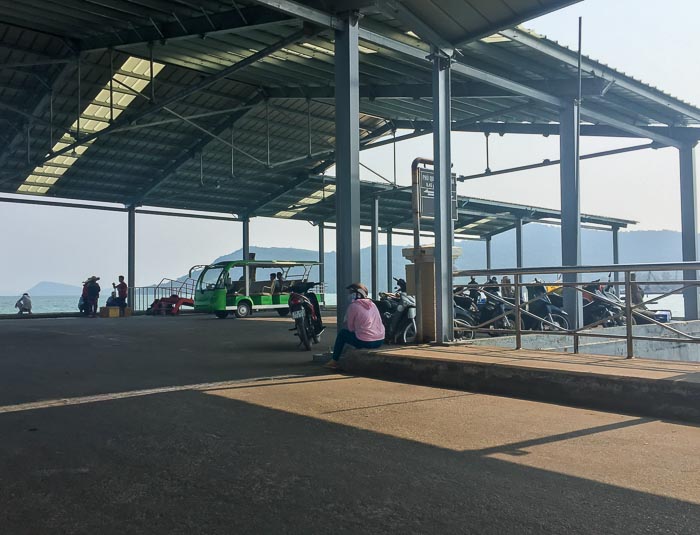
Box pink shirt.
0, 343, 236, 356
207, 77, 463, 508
346, 299, 385, 342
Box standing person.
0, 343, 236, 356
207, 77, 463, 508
501, 275, 513, 298
324, 283, 385, 369
630, 273, 646, 307
15, 293, 32, 314
276, 271, 285, 292
467, 276, 480, 301
86, 276, 101, 317
112, 275, 128, 315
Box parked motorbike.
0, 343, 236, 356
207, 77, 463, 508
583, 279, 624, 327
477, 281, 515, 336
374, 278, 417, 344
288, 281, 324, 350
523, 279, 570, 330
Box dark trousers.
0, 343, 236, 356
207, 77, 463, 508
332, 329, 383, 361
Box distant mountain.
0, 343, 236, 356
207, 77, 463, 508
27, 281, 83, 296
179, 226, 688, 294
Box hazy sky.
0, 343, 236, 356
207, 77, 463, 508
1, 0, 698, 294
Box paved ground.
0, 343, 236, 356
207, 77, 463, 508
1, 315, 699, 534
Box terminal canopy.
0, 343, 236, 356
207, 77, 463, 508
0, 0, 697, 229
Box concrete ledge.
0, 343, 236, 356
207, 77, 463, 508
341, 347, 700, 424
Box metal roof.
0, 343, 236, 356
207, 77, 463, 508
0, 0, 696, 233
258, 175, 635, 238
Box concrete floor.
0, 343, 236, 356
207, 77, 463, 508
1, 315, 698, 534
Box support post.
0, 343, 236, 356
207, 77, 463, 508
334, 12, 361, 324
371, 197, 379, 299
612, 225, 620, 294
127, 206, 136, 308
485, 236, 492, 270
242, 218, 250, 297
318, 222, 325, 292
559, 100, 583, 327
431, 46, 454, 343
680, 144, 699, 320
387, 228, 393, 292
515, 218, 523, 268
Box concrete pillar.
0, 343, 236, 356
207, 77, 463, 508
559, 100, 583, 327
387, 228, 393, 292
371, 197, 379, 299
515, 218, 523, 268
334, 12, 361, 324
680, 144, 699, 320
431, 46, 454, 343
127, 206, 135, 307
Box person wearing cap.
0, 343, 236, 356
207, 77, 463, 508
15, 293, 32, 315
324, 282, 385, 369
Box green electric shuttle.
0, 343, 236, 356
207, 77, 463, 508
190, 260, 322, 318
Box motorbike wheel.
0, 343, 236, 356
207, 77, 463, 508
215, 311, 229, 319
400, 321, 417, 344
454, 319, 475, 340
548, 314, 569, 331
296, 317, 311, 350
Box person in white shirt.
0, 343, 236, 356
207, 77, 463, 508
15, 293, 32, 315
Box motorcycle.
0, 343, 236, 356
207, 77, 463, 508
583, 279, 624, 328
453, 289, 479, 340
374, 278, 417, 344
523, 279, 570, 331
477, 281, 515, 336
288, 281, 324, 350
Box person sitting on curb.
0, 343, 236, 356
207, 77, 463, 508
324, 282, 385, 369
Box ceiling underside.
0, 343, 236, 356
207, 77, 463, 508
0, 0, 695, 237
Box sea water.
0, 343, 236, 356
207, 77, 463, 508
0, 293, 683, 317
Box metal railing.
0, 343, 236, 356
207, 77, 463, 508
130, 278, 197, 312
453, 262, 700, 358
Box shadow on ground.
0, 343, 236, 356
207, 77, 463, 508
1, 386, 698, 535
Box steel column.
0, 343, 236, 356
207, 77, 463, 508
515, 218, 523, 268
559, 101, 583, 327
318, 222, 325, 291
432, 47, 454, 343
371, 197, 379, 299
386, 228, 393, 292
334, 12, 361, 324
127, 207, 136, 307
680, 144, 699, 320
612, 225, 620, 293
485, 237, 492, 270
242, 218, 250, 297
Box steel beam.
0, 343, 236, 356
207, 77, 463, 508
679, 144, 699, 320
263, 79, 606, 100
451, 122, 700, 142
80, 6, 294, 52
127, 206, 136, 307
334, 12, 361, 325
432, 48, 454, 343
242, 217, 251, 298
560, 100, 583, 327
371, 196, 379, 299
